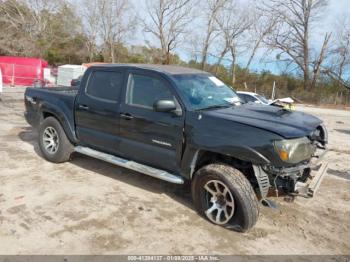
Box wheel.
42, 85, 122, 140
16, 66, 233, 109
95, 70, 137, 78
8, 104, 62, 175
38, 117, 74, 163
192, 163, 259, 232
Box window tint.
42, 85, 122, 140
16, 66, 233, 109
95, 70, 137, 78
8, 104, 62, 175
126, 74, 173, 108
246, 95, 257, 102
86, 71, 123, 101
240, 94, 256, 103
237, 94, 247, 103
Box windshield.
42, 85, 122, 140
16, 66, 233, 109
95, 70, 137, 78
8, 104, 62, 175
255, 94, 269, 104
173, 74, 240, 110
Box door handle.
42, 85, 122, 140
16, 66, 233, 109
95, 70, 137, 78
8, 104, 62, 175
120, 113, 134, 120
79, 104, 89, 110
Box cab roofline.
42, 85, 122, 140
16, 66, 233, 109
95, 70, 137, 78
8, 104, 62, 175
90, 63, 209, 76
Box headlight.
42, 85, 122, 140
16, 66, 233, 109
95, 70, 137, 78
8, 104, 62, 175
274, 137, 314, 164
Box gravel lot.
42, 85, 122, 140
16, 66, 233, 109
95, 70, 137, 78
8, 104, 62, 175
0, 88, 349, 255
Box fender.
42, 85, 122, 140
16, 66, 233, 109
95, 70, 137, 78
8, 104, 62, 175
181, 145, 271, 179
39, 101, 78, 144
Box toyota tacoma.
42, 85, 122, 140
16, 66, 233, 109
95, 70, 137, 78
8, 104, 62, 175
24, 64, 328, 232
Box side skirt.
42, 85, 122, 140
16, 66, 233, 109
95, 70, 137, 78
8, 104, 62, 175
74, 146, 184, 184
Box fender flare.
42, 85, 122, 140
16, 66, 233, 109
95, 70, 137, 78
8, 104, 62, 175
39, 102, 78, 144
186, 146, 271, 179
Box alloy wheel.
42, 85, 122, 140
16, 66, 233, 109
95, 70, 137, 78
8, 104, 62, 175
204, 180, 235, 225
43, 126, 59, 154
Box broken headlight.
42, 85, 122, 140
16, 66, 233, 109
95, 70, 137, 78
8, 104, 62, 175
274, 137, 314, 164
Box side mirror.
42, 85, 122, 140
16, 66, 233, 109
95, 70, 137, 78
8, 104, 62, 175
154, 100, 177, 112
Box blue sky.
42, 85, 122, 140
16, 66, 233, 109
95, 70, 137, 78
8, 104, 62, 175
129, 0, 350, 75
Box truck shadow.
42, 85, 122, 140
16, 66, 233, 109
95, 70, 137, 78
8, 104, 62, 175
18, 126, 43, 157
18, 127, 194, 211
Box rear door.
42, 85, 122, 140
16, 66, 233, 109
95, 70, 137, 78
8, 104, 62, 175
119, 70, 185, 173
75, 68, 125, 154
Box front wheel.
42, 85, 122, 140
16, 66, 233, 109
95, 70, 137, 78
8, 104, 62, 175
38, 117, 74, 163
192, 163, 259, 232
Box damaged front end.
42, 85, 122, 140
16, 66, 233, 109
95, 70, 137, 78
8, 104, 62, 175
253, 124, 329, 199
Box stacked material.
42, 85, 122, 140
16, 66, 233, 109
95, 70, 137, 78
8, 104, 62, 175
0, 67, 2, 92
57, 65, 86, 86
0, 56, 48, 86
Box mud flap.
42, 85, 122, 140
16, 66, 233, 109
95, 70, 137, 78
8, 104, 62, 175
252, 165, 271, 199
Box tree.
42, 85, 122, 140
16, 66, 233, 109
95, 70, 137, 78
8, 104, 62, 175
263, 0, 331, 90
0, 0, 89, 64
243, 4, 277, 72
0, 0, 43, 56
98, 0, 135, 63
215, 0, 252, 85
144, 0, 193, 65
80, 0, 100, 62
199, 0, 228, 70
324, 15, 350, 90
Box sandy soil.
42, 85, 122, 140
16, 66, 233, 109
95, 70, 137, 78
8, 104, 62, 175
0, 88, 349, 255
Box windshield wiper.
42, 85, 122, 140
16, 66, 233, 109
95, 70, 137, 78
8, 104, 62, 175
196, 104, 232, 111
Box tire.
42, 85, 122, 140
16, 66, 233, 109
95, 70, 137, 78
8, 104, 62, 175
38, 117, 74, 163
192, 163, 259, 232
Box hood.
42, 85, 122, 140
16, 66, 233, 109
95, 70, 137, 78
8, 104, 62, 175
203, 104, 322, 139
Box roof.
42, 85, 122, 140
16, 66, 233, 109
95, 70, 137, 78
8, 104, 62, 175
93, 63, 208, 75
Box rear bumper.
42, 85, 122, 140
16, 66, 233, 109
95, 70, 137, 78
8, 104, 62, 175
24, 110, 40, 128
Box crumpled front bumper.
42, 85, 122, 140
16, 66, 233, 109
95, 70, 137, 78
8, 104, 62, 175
294, 161, 328, 197
294, 150, 329, 198
253, 148, 329, 199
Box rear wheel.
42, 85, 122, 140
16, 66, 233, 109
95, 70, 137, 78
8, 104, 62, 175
39, 117, 73, 163
192, 163, 259, 232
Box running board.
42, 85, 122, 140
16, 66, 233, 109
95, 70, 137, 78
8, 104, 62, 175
74, 146, 184, 184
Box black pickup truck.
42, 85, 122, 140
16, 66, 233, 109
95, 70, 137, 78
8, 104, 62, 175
24, 64, 328, 232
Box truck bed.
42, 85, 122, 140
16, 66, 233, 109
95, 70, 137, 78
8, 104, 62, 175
35, 86, 79, 95
24, 86, 78, 140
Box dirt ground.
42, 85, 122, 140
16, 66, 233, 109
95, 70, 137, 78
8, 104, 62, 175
0, 88, 349, 255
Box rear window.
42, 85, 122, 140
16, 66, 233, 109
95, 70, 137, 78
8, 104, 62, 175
86, 71, 123, 102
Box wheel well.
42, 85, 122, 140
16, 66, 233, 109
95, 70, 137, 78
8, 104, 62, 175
42, 111, 56, 121
41, 111, 76, 145
193, 151, 259, 193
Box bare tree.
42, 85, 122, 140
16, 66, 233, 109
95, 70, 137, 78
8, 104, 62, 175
200, 0, 228, 70
263, 0, 331, 90
215, 0, 252, 85
0, 0, 32, 55
81, 0, 100, 62
0, 0, 75, 57
98, 0, 135, 63
324, 15, 350, 90
144, 0, 193, 65
243, 6, 277, 71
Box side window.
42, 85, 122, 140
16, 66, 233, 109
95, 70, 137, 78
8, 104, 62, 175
86, 71, 123, 102
126, 74, 173, 108
238, 94, 247, 103
244, 94, 257, 103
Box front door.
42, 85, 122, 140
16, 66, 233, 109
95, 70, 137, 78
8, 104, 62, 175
75, 68, 125, 154
119, 71, 184, 173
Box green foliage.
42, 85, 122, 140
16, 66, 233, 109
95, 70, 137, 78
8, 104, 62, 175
0, 0, 88, 65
